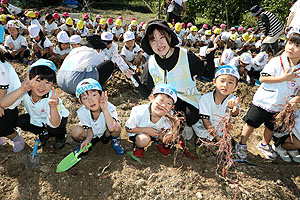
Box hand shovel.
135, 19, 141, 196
56, 143, 92, 173
25, 139, 40, 169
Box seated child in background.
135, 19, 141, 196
59, 17, 75, 37
35, 11, 45, 26
44, 13, 59, 36
75, 20, 89, 37
200, 30, 212, 46
53, 13, 63, 27
112, 19, 124, 42
71, 78, 125, 155
49, 31, 71, 66
61, 12, 69, 23
101, 32, 118, 60
174, 22, 186, 46
92, 15, 101, 29
28, 24, 54, 62
83, 14, 93, 29
0, 50, 24, 152
96, 18, 108, 36
229, 52, 253, 84
0, 0, 22, 18
121, 31, 144, 68
4, 20, 30, 63
125, 84, 178, 159
192, 65, 240, 153
247, 52, 268, 86
214, 48, 234, 69
25, 11, 43, 31
0, 59, 69, 150
128, 20, 140, 42
187, 26, 200, 47
228, 34, 238, 50
107, 17, 114, 31
70, 35, 82, 49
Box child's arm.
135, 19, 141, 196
0, 72, 38, 108
48, 87, 61, 127
202, 118, 221, 141
126, 127, 160, 136
244, 70, 251, 84
260, 68, 298, 83
81, 128, 94, 151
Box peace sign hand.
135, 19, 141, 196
99, 91, 108, 111
48, 87, 63, 107
21, 72, 39, 92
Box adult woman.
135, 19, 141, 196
57, 35, 114, 94
125, 19, 204, 140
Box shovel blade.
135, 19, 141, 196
25, 155, 40, 169
56, 152, 80, 173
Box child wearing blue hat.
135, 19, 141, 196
71, 78, 125, 155
0, 59, 69, 149
193, 65, 240, 153
125, 84, 177, 160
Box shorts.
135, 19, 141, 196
0, 108, 18, 137
129, 135, 157, 146
91, 134, 112, 146
243, 104, 277, 131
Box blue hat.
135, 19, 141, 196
215, 65, 240, 80
76, 78, 102, 98
153, 84, 177, 103
28, 59, 57, 73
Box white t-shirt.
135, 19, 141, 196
248, 63, 264, 72
128, 25, 139, 35
45, 21, 58, 34
290, 1, 300, 28
53, 45, 72, 55
7, 4, 21, 15
22, 91, 69, 128
34, 37, 53, 50
125, 104, 171, 137
103, 42, 118, 60
0, 61, 21, 109
200, 35, 211, 44
187, 33, 198, 43
31, 19, 43, 31
235, 38, 244, 48
84, 19, 93, 27
253, 52, 300, 112
92, 20, 100, 28
167, 0, 187, 13
107, 23, 115, 31
229, 57, 251, 71
112, 27, 124, 37
77, 102, 119, 138
59, 24, 74, 32
194, 91, 238, 140
121, 44, 141, 62
4, 34, 28, 51
174, 29, 185, 40
76, 26, 89, 37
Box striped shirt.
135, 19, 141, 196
257, 11, 283, 37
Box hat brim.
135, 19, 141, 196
141, 19, 179, 55
251, 8, 264, 17
83, 41, 107, 50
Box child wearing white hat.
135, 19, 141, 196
49, 31, 72, 66
69, 35, 82, 49
248, 51, 268, 85
229, 52, 253, 84
101, 32, 118, 60
214, 48, 234, 69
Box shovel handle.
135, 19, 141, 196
32, 139, 40, 156
75, 142, 92, 157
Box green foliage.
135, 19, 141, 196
263, 0, 290, 23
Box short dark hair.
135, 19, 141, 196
29, 65, 56, 83
288, 32, 300, 45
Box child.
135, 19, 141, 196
192, 65, 240, 152
125, 84, 178, 159
49, 31, 71, 66
0, 50, 24, 152
44, 14, 59, 36
83, 14, 93, 29
96, 18, 108, 35
112, 19, 124, 42
235, 27, 300, 160
214, 48, 234, 69
198, 24, 208, 36
70, 35, 82, 49
25, 11, 43, 31
35, 11, 45, 26
101, 32, 118, 60
0, 59, 69, 149
229, 52, 252, 84
61, 12, 69, 24
247, 51, 268, 85
107, 17, 114, 31
128, 20, 140, 41
121, 31, 143, 68
200, 30, 212, 46
71, 78, 125, 154
0, 0, 22, 18
28, 24, 54, 62
237, 26, 244, 38
92, 15, 101, 29
75, 20, 89, 37
230, 27, 237, 37
53, 13, 63, 26
59, 17, 75, 36
228, 34, 238, 50
187, 26, 200, 47
4, 20, 30, 63
174, 22, 186, 46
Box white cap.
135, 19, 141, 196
124, 31, 135, 42
70, 35, 81, 44
199, 46, 208, 57
239, 52, 252, 64
221, 49, 234, 64
287, 26, 300, 38
101, 32, 113, 41
57, 31, 69, 43
28, 24, 40, 38
253, 51, 268, 66
153, 84, 177, 103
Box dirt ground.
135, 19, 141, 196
1, 8, 300, 200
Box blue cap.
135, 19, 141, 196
215, 65, 240, 80
28, 59, 57, 73
153, 84, 177, 103
76, 78, 102, 98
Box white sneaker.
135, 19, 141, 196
287, 150, 300, 163
256, 141, 277, 160
235, 142, 248, 160
272, 144, 291, 162
182, 126, 194, 140
0, 137, 7, 145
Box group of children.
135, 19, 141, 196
0, 1, 300, 164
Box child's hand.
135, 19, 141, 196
282, 68, 299, 81
123, 68, 135, 79
11, 50, 16, 57
99, 91, 108, 111
80, 139, 91, 153
48, 87, 61, 107
142, 127, 160, 137
227, 97, 240, 115
21, 72, 39, 92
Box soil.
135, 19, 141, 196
1, 9, 300, 200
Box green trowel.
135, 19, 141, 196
56, 143, 92, 173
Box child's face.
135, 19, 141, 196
33, 35, 40, 41
8, 27, 19, 37
131, 25, 137, 30
214, 74, 237, 96
60, 43, 70, 50
192, 31, 197, 36
125, 39, 135, 49
79, 90, 101, 112
285, 40, 300, 61
31, 78, 53, 98
71, 43, 81, 48
100, 24, 106, 28
150, 94, 174, 117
